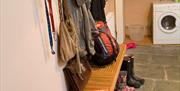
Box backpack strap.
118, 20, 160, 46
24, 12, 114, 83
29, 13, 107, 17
100, 31, 116, 61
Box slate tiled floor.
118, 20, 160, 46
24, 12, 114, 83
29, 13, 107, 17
127, 45, 180, 91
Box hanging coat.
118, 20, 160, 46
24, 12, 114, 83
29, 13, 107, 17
90, 0, 106, 22
64, 0, 97, 57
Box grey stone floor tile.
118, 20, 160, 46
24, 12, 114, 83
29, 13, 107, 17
128, 45, 180, 90
178, 50, 180, 61
154, 80, 180, 91
151, 45, 180, 50
151, 55, 180, 66
177, 47, 180, 52
127, 46, 153, 54
134, 64, 164, 80
152, 49, 178, 56
151, 45, 179, 56
136, 79, 155, 91
127, 45, 179, 56
178, 56, 180, 62
166, 66, 180, 81
133, 54, 152, 64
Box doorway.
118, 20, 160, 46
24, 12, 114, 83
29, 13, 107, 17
104, 0, 124, 44
124, 0, 153, 45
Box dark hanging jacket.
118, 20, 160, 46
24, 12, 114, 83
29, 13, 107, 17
90, 0, 106, 22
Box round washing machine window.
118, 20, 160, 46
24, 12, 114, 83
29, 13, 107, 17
158, 12, 179, 33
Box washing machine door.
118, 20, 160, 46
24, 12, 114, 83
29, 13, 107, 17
158, 12, 179, 33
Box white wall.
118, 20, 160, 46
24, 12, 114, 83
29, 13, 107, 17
0, 0, 67, 91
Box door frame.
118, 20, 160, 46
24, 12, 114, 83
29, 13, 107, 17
115, 0, 124, 44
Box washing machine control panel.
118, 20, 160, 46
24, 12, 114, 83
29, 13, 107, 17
154, 3, 180, 11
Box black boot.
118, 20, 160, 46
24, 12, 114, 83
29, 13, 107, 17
121, 57, 141, 88
129, 55, 145, 85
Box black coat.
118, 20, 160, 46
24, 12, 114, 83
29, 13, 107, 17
90, 0, 106, 22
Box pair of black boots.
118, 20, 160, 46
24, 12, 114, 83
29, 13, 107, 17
121, 55, 145, 88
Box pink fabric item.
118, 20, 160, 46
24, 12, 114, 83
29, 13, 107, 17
122, 86, 135, 91
126, 42, 136, 49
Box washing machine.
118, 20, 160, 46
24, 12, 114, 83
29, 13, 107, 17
153, 2, 180, 44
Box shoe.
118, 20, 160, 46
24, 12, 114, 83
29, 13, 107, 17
128, 55, 145, 85
122, 86, 135, 91
121, 57, 141, 88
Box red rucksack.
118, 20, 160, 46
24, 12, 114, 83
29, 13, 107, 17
92, 22, 120, 66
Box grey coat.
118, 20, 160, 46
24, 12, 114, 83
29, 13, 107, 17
64, 0, 96, 57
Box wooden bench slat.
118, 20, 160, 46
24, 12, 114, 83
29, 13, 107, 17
84, 44, 126, 91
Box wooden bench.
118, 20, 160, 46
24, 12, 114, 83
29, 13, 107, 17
84, 44, 127, 91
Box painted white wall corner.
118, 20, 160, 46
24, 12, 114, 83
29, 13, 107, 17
115, 0, 124, 44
